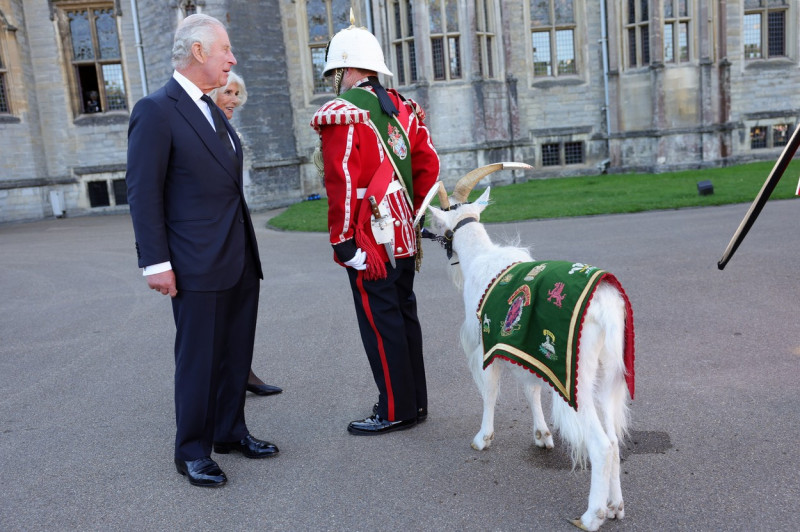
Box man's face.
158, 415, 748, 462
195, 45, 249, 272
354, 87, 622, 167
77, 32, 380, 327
199, 25, 236, 92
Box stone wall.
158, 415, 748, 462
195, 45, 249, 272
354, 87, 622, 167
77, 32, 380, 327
2, 0, 800, 223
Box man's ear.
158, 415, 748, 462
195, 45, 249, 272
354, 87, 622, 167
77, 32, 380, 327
191, 41, 205, 64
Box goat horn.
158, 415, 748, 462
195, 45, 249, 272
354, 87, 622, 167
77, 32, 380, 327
436, 181, 450, 210
451, 162, 533, 204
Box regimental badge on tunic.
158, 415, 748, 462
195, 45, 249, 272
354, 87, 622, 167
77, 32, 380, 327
387, 123, 408, 159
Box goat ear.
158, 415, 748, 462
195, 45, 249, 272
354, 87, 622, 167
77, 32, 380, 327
474, 187, 491, 213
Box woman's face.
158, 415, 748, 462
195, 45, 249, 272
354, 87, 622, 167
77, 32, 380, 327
215, 81, 242, 120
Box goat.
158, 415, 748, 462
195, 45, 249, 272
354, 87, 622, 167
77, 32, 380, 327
423, 163, 634, 531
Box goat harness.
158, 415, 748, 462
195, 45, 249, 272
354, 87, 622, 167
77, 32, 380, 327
422, 216, 478, 260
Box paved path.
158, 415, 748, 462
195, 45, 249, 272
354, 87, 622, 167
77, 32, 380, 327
1, 200, 799, 531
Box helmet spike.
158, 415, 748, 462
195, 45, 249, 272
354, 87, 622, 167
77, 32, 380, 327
349, 8, 355, 26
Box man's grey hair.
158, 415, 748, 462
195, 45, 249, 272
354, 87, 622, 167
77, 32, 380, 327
208, 71, 248, 107
171, 14, 225, 70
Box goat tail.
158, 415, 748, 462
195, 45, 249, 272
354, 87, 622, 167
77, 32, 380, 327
551, 282, 631, 469
595, 282, 632, 442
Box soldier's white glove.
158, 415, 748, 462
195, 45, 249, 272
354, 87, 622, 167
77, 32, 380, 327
344, 248, 367, 270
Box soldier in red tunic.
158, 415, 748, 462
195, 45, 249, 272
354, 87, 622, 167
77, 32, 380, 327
311, 21, 440, 435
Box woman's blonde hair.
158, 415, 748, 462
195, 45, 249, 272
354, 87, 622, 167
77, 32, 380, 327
208, 71, 248, 108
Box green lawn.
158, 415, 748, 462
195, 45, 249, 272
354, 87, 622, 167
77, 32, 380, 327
267, 160, 800, 232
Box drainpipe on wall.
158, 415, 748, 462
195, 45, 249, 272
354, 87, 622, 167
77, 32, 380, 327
365, 0, 373, 33
130, 0, 148, 96
599, 0, 611, 172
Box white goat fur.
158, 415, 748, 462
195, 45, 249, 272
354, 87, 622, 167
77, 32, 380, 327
428, 188, 631, 532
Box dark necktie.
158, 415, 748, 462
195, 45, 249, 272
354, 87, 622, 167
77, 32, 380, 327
200, 94, 236, 162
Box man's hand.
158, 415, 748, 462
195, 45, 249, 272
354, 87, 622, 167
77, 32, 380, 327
344, 248, 367, 270
147, 270, 178, 297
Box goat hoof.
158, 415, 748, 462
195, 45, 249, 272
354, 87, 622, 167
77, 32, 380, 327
569, 510, 605, 532
568, 518, 591, 531
471, 432, 493, 450
534, 430, 554, 449
607, 502, 624, 520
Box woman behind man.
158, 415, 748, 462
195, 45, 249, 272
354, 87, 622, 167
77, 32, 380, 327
209, 72, 282, 397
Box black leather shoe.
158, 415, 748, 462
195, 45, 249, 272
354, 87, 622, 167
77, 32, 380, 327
246, 383, 283, 396
214, 434, 279, 458
372, 403, 427, 422
348, 414, 416, 435
175, 457, 227, 487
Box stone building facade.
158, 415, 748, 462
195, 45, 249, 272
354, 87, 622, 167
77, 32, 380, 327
0, 0, 797, 223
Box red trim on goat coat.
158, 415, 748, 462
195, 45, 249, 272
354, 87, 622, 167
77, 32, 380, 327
356, 271, 396, 420
479, 265, 635, 410
599, 274, 635, 399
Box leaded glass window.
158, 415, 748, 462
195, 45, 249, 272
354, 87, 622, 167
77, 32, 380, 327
389, 0, 417, 85
429, 0, 461, 81
59, 3, 127, 114
0, 41, 8, 114
475, 0, 496, 79
625, 0, 650, 68
744, 1, 788, 60
750, 123, 793, 150
307, 0, 350, 93
541, 140, 585, 166
530, 0, 577, 77
664, 0, 690, 63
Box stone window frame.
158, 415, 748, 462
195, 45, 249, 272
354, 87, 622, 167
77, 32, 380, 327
0, 8, 18, 117
663, 0, 691, 63
74, 168, 128, 210
624, 0, 651, 69
305, 0, 351, 95
387, 0, 418, 86
529, 0, 579, 78
749, 121, 794, 151
176, 0, 202, 19
475, 0, 497, 79
0, 30, 9, 114
538, 137, 586, 168
51, 0, 128, 119
428, 0, 462, 81
743, 0, 790, 61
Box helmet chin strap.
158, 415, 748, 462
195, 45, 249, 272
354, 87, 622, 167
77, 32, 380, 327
334, 68, 345, 96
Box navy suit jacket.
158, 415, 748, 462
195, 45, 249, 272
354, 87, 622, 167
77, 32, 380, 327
126, 77, 263, 291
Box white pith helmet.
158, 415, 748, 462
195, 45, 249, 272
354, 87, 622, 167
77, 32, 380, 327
323, 16, 393, 77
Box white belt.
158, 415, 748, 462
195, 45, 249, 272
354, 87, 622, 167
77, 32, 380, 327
356, 179, 403, 199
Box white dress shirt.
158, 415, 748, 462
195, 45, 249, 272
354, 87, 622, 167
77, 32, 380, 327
143, 71, 234, 276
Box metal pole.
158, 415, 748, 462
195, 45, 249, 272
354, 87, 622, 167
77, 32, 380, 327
130, 0, 148, 96
717, 124, 800, 269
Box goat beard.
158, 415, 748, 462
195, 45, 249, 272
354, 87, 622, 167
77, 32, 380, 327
447, 252, 465, 290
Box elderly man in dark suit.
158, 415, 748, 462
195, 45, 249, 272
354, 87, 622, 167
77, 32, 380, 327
125, 13, 278, 488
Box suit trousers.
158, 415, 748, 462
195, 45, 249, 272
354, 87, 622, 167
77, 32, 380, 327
347, 257, 427, 421
171, 243, 260, 461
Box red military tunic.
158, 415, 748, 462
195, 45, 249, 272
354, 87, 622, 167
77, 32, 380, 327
311, 82, 439, 277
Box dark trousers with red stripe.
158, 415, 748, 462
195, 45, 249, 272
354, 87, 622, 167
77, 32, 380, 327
346, 257, 427, 422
